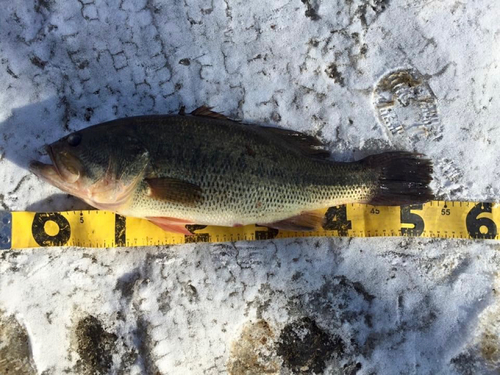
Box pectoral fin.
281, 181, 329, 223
145, 178, 203, 206
258, 211, 323, 231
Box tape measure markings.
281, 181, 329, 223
2, 200, 499, 249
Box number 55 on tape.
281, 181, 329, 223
0, 201, 498, 249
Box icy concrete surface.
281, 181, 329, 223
1, 0, 500, 374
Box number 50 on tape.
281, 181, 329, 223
0, 201, 498, 249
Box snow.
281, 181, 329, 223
1, 0, 500, 373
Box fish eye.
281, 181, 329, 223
67, 133, 82, 147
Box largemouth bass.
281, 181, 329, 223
30, 106, 433, 234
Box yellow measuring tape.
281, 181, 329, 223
0, 200, 498, 249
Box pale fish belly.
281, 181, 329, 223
118, 180, 375, 226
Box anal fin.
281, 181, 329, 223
147, 217, 194, 235
258, 211, 323, 231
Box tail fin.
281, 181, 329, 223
361, 151, 433, 206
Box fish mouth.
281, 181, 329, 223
29, 145, 81, 187
30, 158, 87, 203
29, 145, 64, 183
44, 145, 63, 179
29, 158, 62, 183
29, 159, 66, 188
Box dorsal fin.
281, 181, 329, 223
256, 126, 331, 159
190, 106, 234, 121
191, 106, 329, 159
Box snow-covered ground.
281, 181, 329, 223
1, 0, 500, 373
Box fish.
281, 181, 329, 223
30, 106, 433, 234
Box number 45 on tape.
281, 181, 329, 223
0, 201, 498, 249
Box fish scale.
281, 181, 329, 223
116, 115, 375, 225
30, 107, 433, 232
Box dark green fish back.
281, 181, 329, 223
74, 114, 432, 227
99, 115, 375, 225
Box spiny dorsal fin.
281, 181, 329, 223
145, 177, 203, 206
191, 106, 328, 158
256, 126, 331, 159
190, 106, 234, 121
